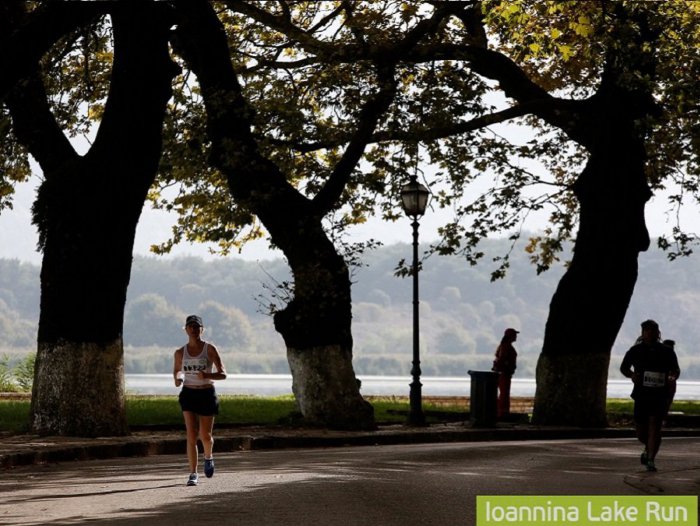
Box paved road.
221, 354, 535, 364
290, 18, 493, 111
0, 437, 697, 526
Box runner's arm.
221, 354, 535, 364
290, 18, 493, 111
173, 348, 184, 387
201, 344, 227, 381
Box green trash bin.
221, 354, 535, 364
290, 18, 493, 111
467, 370, 499, 427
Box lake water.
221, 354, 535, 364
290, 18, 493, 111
126, 374, 700, 400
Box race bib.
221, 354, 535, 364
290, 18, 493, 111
183, 357, 207, 375
643, 371, 666, 388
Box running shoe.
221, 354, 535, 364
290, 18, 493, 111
640, 449, 648, 465
646, 460, 657, 472
187, 472, 199, 486
204, 458, 215, 478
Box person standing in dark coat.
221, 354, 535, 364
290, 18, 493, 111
492, 328, 518, 418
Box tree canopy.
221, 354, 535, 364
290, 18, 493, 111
141, 1, 698, 274
3, 1, 698, 270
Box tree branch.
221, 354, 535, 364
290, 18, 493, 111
413, 43, 551, 103
311, 3, 460, 214
5, 72, 78, 175
0, 1, 109, 101
312, 63, 397, 214
173, 0, 306, 207
225, 0, 343, 59
266, 100, 564, 153
89, 2, 179, 170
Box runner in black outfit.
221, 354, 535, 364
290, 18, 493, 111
620, 320, 680, 472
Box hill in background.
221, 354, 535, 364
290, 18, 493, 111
1, 238, 699, 378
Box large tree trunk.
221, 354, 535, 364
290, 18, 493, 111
32, 341, 126, 436
7, 3, 177, 436
287, 345, 373, 429
30, 158, 158, 436
273, 223, 374, 429
532, 133, 652, 427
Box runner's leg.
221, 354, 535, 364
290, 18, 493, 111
199, 415, 215, 459
183, 411, 199, 473
647, 415, 663, 462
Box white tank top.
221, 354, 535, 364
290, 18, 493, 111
182, 342, 214, 387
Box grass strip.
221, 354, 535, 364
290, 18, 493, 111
1, 396, 697, 434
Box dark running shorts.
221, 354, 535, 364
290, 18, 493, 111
633, 391, 668, 421
179, 386, 219, 416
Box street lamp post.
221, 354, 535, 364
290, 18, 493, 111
400, 174, 430, 426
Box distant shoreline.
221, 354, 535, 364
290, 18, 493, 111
122, 374, 700, 399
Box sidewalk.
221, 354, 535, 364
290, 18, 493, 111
2, 420, 699, 497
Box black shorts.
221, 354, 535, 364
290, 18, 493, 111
179, 387, 219, 416
633, 392, 668, 421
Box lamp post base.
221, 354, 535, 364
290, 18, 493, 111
407, 379, 427, 427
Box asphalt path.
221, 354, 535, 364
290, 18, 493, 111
0, 437, 698, 526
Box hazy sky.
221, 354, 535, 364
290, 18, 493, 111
0, 170, 693, 265
0, 174, 438, 263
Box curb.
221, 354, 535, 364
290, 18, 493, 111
3, 425, 700, 470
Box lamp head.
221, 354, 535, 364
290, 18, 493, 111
400, 175, 430, 217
